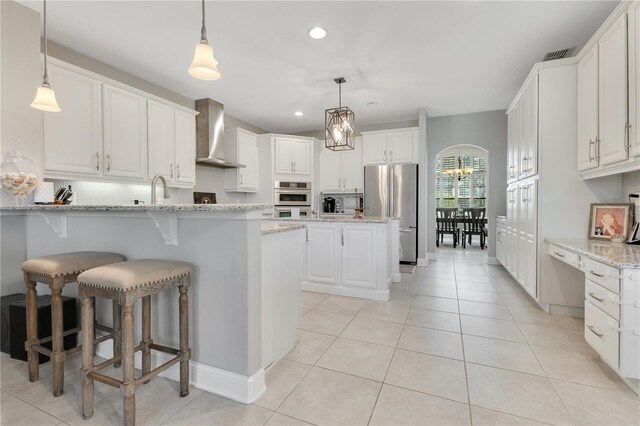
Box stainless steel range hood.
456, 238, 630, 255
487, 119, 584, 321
195, 98, 245, 168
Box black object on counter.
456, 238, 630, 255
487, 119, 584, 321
9, 295, 77, 363
323, 197, 336, 213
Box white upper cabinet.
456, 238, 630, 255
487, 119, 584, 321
273, 137, 313, 177
174, 109, 196, 185
507, 106, 519, 182
519, 76, 538, 178
578, 44, 600, 171
44, 63, 102, 176
102, 84, 147, 179
225, 128, 259, 192
319, 136, 363, 192
362, 128, 418, 165
147, 100, 175, 179
599, 13, 628, 166
629, 3, 640, 157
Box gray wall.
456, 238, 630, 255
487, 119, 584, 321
426, 110, 508, 259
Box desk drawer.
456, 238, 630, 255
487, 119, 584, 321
585, 301, 619, 369
583, 258, 620, 294
585, 279, 620, 321
548, 245, 580, 268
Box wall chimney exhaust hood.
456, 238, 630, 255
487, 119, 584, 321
195, 98, 245, 168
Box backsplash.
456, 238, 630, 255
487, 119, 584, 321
622, 170, 640, 221
46, 179, 169, 205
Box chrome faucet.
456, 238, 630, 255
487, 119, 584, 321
151, 174, 170, 204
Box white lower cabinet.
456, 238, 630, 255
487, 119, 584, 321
298, 221, 394, 301
496, 221, 506, 266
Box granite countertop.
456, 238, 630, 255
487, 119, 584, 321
545, 238, 640, 269
0, 204, 272, 212
270, 215, 399, 224
261, 222, 306, 235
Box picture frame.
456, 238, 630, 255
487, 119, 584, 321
588, 203, 634, 240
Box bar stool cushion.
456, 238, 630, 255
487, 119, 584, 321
22, 251, 125, 278
77, 260, 191, 291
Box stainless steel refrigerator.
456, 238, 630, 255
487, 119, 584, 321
364, 164, 418, 264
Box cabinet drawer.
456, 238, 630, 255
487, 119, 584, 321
583, 258, 620, 294
585, 301, 619, 369
585, 279, 620, 321
548, 245, 580, 268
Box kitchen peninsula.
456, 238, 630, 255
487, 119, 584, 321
0, 203, 304, 404
269, 216, 400, 301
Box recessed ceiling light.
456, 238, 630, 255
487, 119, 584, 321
294, 111, 304, 116
309, 27, 327, 40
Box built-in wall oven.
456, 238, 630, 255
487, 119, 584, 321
274, 181, 312, 218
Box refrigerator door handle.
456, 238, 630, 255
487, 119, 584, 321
389, 165, 394, 217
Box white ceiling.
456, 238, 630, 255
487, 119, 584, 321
20, 1, 618, 133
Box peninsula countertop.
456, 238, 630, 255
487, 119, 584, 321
0, 203, 272, 212
269, 215, 399, 224
545, 238, 640, 269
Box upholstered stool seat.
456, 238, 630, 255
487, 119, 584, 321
77, 260, 191, 426
22, 251, 125, 397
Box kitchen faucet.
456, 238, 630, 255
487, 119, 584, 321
151, 174, 170, 204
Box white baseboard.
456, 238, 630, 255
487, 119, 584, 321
95, 342, 266, 404
548, 304, 584, 318
300, 282, 390, 302
417, 258, 428, 267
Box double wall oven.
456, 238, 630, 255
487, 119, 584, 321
274, 181, 312, 218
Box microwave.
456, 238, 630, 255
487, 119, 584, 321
274, 181, 312, 207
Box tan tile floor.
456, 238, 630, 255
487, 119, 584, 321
2, 250, 639, 425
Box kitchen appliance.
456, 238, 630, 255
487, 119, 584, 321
274, 181, 312, 218
323, 197, 336, 213
195, 98, 245, 168
321, 192, 363, 215
364, 164, 418, 264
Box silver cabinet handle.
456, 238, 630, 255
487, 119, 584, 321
293, 161, 296, 173
588, 292, 605, 303
589, 270, 605, 278
341, 228, 345, 246
240, 173, 243, 185
625, 122, 631, 152
338, 177, 341, 188
170, 163, 174, 179
106, 154, 111, 172
587, 325, 604, 338
343, 178, 346, 188
588, 139, 595, 162
96, 152, 100, 171
384, 150, 387, 163
291, 161, 294, 173
595, 137, 601, 160
399, 228, 413, 233
554, 251, 565, 258
177, 164, 180, 179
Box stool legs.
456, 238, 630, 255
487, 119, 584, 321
141, 295, 152, 382
179, 282, 190, 397
112, 302, 122, 368
121, 303, 136, 426
51, 281, 65, 397
25, 276, 39, 382
81, 293, 95, 420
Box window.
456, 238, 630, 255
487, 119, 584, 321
435, 149, 487, 210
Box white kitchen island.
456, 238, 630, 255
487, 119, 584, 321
268, 216, 400, 301
0, 204, 304, 404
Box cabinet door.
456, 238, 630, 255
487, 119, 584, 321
147, 100, 175, 180
342, 136, 364, 192
237, 129, 259, 190
599, 14, 629, 166
174, 110, 196, 184
102, 85, 147, 179
44, 64, 101, 175
387, 129, 415, 164
496, 227, 505, 265
305, 224, 340, 285
274, 138, 294, 174
292, 139, 311, 175
629, 4, 640, 157
341, 225, 376, 288
578, 44, 600, 171
362, 133, 387, 165
518, 87, 530, 179
507, 104, 520, 182
319, 148, 343, 192
523, 76, 538, 177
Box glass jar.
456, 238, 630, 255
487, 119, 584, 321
1, 140, 40, 205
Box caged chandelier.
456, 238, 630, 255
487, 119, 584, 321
325, 77, 355, 151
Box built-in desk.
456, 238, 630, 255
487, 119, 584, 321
546, 239, 640, 390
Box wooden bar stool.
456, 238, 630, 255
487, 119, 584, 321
77, 260, 191, 426
21, 251, 125, 397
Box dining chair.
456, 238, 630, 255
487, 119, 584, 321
462, 208, 486, 249
436, 208, 460, 248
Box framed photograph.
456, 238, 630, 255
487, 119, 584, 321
588, 203, 634, 240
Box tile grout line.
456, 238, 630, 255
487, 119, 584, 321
452, 259, 474, 425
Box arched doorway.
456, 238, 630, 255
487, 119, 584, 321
435, 144, 489, 251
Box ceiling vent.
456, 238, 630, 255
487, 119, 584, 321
542, 48, 571, 62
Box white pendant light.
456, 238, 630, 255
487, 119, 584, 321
31, 0, 61, 112
188, 0, 221, 80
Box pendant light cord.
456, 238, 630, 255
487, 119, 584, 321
200, 0, 208, 43
338, 81, 342, 108
42, 0, 49, 85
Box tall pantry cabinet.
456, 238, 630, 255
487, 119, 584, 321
502, 60, 620, 315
